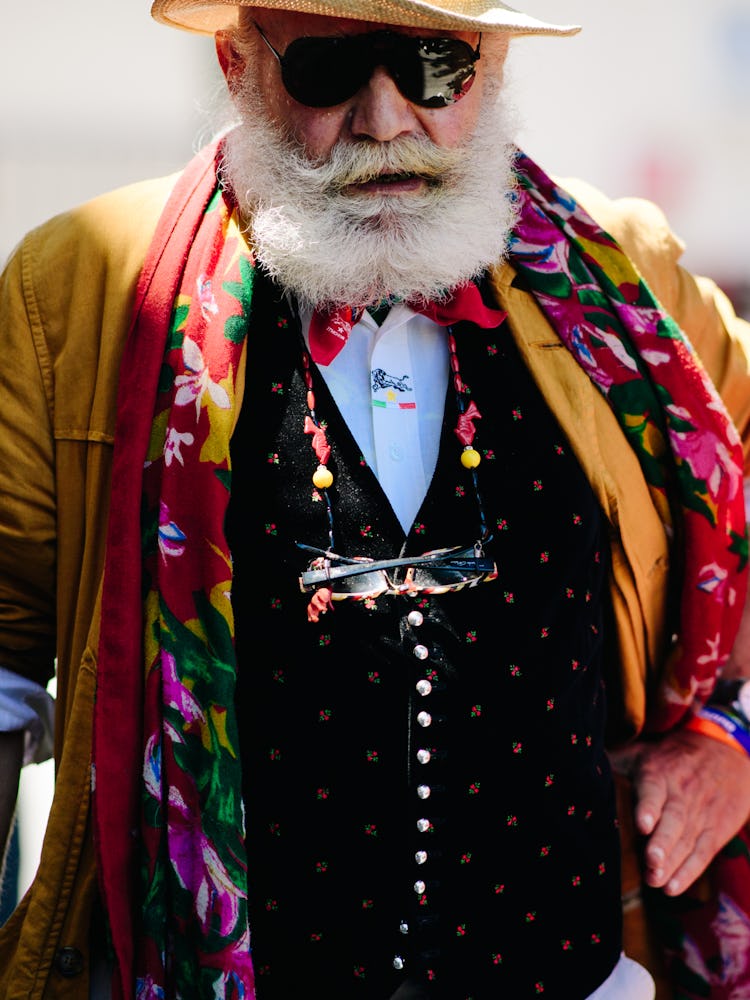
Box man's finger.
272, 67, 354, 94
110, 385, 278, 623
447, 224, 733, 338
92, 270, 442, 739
632, 765, 669, 837
658, 828, 722, 896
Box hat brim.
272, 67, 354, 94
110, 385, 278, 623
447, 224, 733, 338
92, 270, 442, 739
151, 0, 581, 36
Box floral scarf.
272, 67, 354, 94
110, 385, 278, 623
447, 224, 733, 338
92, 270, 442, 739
93, 139, 748, 1000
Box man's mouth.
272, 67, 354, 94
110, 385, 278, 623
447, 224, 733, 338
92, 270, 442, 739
341, 172, 428, 195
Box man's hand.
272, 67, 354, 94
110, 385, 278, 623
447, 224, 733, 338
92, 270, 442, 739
612, 729, 750, 895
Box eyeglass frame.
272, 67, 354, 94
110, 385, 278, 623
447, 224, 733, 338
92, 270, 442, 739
298, 540, 497, 599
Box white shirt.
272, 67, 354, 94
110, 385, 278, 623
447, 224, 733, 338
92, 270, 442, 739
301, 302, 450, 533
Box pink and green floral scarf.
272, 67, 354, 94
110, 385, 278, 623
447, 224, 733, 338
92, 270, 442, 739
93, 139, 748, 1000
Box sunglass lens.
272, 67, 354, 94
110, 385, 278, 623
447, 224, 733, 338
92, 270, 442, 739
282, 36, 369, 108
331, 569, 387, 598
406, 38, 478, 108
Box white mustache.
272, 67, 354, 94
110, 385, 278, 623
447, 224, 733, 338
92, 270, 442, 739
308, 136, 464, 193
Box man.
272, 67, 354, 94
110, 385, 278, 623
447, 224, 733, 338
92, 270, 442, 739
1, 0, 750, 998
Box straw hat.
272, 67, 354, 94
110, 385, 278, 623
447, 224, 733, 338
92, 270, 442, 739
151, 0, 581, 37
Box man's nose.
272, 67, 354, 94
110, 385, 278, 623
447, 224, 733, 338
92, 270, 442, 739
348, 65, 422, 142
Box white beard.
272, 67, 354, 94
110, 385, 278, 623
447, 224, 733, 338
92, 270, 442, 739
218, 75, 520, 311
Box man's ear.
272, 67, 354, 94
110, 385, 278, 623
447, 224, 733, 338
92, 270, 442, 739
215, 29, 247, 92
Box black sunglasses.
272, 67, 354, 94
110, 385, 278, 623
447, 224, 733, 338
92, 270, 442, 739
252, 22, 481, 109
298, 541, 497, 601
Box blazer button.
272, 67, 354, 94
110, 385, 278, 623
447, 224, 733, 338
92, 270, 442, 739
54, 946, 84, 977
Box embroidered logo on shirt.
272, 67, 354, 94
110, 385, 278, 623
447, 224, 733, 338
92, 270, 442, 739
371, 368, 416, 410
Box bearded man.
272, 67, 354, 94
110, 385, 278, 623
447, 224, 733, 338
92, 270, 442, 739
2, 1, 750, 999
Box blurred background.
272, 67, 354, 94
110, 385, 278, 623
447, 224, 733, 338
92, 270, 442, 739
1, 0, 749, 918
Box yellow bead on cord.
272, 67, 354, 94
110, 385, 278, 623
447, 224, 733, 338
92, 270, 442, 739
461, 447, 481, 469
313, 465, 334, 489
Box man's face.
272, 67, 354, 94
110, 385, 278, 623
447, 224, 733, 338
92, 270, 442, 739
214, 10, 519, 310
216, 11, 509, 165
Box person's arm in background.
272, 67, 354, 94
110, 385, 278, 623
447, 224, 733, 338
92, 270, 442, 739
0, 732, 23, 875
0, 667, 55, 884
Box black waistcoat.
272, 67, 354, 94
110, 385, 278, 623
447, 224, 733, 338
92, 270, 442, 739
227, 276, 622, 999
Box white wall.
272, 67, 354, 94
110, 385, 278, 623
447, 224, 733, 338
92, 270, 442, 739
2, 0, 748, 902
507, 0, 750, 306
2, 0, 221, 266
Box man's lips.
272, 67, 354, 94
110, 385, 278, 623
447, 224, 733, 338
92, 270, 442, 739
341, 173, 427, 195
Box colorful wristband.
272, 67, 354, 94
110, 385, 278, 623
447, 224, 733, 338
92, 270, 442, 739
683, 714, 747, 754
686, 705, 750, 757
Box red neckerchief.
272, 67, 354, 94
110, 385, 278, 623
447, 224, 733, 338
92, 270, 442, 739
308, 282, 506, 365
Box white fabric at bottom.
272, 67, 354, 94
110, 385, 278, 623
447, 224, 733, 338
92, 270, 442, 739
585, 954, 655, 1000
